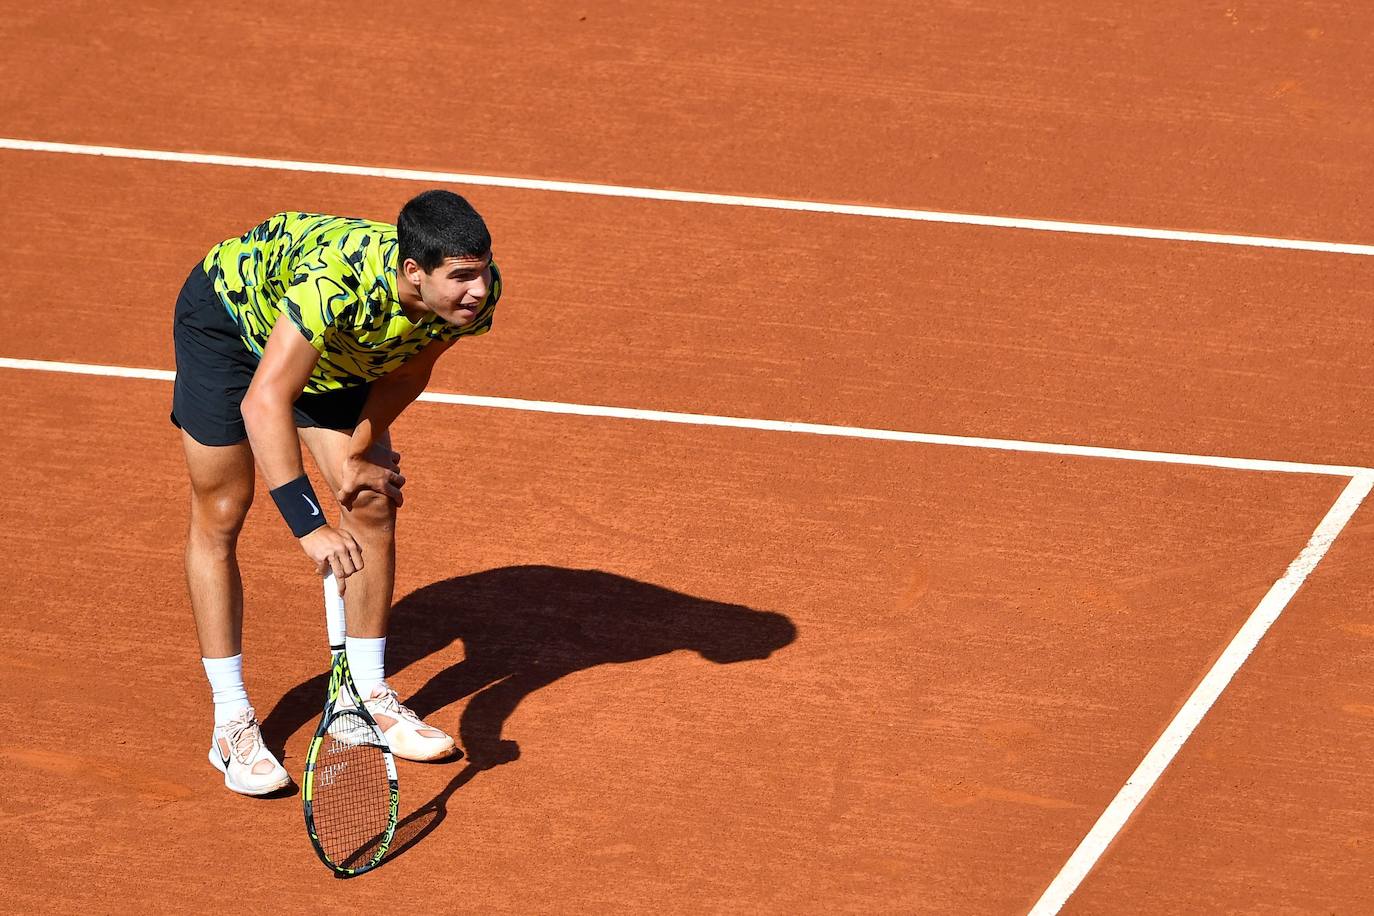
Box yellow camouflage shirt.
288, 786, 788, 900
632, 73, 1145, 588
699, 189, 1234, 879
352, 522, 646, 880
203, 211, 500, 393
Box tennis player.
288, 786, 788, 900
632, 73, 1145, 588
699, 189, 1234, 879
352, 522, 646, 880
171, 191, 500, 795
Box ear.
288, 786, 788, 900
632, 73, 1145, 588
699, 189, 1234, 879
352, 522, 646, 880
401, 257, 426, 287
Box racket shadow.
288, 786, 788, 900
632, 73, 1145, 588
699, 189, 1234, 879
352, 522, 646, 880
380, 762, 482, 866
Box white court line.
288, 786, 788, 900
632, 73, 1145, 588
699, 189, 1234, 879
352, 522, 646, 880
3, 136, 1374, 257
1028, 469, 1374, 915
2, 356, 1366, 477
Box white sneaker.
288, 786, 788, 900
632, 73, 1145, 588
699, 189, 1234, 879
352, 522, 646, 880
208, 707, 292, 796
363, 686, 458, 762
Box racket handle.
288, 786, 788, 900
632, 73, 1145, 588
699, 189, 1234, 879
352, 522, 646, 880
323, 572, 347, 648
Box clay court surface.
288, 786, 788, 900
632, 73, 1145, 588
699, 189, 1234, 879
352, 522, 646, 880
4, 3, 1374, 913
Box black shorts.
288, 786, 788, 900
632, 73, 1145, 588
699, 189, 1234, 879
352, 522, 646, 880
170, 263, 371, 447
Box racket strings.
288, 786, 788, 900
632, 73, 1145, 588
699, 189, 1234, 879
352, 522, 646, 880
312, 712, 394, 868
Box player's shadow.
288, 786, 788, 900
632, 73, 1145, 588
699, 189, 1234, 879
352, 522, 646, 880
261, 565, 796, 845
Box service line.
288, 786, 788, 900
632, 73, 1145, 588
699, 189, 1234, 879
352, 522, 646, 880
1, 356, 1366, 477
2, 137, 1373, 257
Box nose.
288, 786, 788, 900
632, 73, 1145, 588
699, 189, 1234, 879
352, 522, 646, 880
465, 273, 489, 305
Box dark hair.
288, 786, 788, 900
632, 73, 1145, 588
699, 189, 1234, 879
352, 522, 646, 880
397, 190, 491, 271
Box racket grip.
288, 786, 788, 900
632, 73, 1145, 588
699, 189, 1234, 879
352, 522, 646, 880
323, 572, 347, 647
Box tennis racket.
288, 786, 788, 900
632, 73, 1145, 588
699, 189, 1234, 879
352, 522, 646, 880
302, 572, 399, 877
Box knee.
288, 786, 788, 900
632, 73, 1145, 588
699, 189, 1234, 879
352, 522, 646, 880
344, 490, 396, 538
190, 490, 253, 543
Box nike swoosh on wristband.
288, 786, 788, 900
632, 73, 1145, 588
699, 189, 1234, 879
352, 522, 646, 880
302, 494, 321, 516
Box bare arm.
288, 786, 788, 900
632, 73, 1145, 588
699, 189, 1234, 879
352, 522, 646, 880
350, 337, 455, 456
337, 337, 456, 509
241, 314, 364, 587
240, 312, 321, 485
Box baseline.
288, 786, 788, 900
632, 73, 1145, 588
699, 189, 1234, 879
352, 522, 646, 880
2, 138, 1373, 257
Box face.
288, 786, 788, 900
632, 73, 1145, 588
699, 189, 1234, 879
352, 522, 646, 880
408, 250, 493, 326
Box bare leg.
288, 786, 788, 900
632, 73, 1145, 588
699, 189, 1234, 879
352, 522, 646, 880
297, 426, 395, 638
181, 432, 255, 657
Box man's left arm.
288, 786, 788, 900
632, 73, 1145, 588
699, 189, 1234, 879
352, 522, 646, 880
338, 337, 457, 508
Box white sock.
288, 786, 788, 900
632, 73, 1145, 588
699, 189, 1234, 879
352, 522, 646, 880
202, 654, 250, 726
346, 636, 387, 697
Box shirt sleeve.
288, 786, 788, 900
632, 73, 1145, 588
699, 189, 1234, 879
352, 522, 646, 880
279, 248, 363, 352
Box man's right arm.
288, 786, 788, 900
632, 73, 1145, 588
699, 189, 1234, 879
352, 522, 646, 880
241, 312, 364, 587
240, 312, 318, 486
